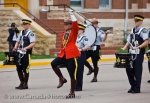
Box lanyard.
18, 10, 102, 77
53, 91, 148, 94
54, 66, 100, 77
63, 31, 71, 48
20, 30, 31, 49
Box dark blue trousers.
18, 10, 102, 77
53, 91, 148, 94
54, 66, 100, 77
76, 51, 86, 90
126, 54, 144, 91
148, 61, 150, 73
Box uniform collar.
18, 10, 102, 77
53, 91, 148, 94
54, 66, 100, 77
134, 27, 141, 33
24, 29, 30, 32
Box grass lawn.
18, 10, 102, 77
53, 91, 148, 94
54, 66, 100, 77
31, 54, 56, 59
116, 48, 128, 53
0, 52, 56, 61
0, 52, 5, 61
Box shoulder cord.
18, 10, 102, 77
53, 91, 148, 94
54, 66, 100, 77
63, 31, 71, 48
18, 30, 31, 65
129, 28, 144, 61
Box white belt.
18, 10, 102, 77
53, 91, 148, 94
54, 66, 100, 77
129, 48, 140, 54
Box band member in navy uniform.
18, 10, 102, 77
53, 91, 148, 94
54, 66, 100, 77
7, 23, 19, 52
51, 11, 80, 98
13, 19, 36, 89
85, 19, 108, 82
75, 24, 89, 91
122, 15, 149, 93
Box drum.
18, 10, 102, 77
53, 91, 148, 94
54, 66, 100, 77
3, 52, 17, 65
146, 50, 150, 61
84, 25, 97, 47
114, 53, 132, 68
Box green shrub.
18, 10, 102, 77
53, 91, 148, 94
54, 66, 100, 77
116, 48, 128, 53
0, 52, 5, 61
0, 52, 56, 61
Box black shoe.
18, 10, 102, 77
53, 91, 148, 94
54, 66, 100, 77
21, 84, 28, 89
15, 83, 24, 89
66, 93, 75, 99
16, 83, 28, 90
147, 80, 150, 83
132, 89, 140, 94
87, 70, 93, 75
128, 88, 134, 93
75, 88, 82, 91
19, 86, 28, 90
15, 85, 24, 89
15, 86, 28, 90
91, 78, 97, 82
132, 90, 140, 94
57, 78, 67, 88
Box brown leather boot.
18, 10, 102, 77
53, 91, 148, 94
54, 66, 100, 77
85, 61, 94, 75
57, 78, 67, 88
91, 78, 97, 82
52, 67, 67, 88
21, 73, 29, 89
66, 93, 75, 99
87, 70, 94, 75
66, 79, 76, 99
15, 82, 24, 89
15, 71, 24, 89
91, 67, 99, 82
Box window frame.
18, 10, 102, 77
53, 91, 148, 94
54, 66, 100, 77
99, 0, 112, 10
70, 0, 82, 7
70, 0, 84, 11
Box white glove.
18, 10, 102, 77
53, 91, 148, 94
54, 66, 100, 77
69, 8, 74, 12
17, 49, 26, 54
69, 12, 77, 22
68, 9, 73, 15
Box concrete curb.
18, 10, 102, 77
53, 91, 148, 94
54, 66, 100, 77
0, 56, 148, 69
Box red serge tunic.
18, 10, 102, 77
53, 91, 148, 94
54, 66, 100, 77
58, 21, 80, 59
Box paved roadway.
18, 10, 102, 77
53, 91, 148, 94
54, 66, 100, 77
0, 62, 150, 103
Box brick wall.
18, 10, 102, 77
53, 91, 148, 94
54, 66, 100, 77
53, 0, 70, 5
41, 0, 150, 10
82, 12, 150, 19
39, 0, 47, 6
84, 0, 99, 9
82, 12, 124, 19
39, 12, 47, 19
129, 0, 148, 9
138, 0, 148, 8
39, 19, 64, 33
112, 0, 125, 9
41, 0, 150, 9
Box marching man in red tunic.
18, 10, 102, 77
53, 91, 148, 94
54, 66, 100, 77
51, 10, 80, 98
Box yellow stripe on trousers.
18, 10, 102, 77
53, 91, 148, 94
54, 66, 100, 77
74, 58, 78, 80
26, 54, 31, 74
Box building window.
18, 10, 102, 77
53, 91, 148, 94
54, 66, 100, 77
70, 0, 82, 7
99, 0, 111, 9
